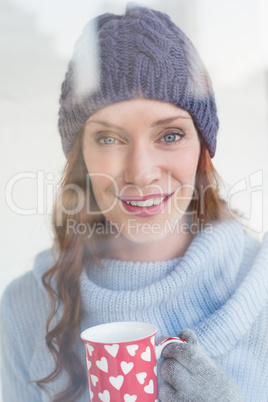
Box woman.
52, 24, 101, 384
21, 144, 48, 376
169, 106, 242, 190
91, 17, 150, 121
1, 5, 267, 402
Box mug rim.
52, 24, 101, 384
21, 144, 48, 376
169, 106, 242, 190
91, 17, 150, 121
80, 321, 157, 344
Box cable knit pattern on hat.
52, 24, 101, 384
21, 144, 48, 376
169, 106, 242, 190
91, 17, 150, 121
58, 6, 219, 157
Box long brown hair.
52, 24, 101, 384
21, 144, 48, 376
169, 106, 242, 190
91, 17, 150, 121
36, 130, 228, 401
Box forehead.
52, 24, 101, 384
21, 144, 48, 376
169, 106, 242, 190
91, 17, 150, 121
86, 98, 193, 124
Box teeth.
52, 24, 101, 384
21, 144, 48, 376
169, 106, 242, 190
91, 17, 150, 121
125, 197, 165, 207
126, 200, 137, 206
153, 198, 163, 206
137, 199, 154, 207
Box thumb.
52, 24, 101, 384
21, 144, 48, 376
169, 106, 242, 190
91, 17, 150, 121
178, 328, 199, 345
156, 334, 170, 345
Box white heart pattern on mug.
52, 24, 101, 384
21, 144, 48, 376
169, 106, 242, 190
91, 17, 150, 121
109, 375, 124, 390
91, 374, 99, 387
86, 358, 91, 370
89, 389, 94, 400
86, 344, 94, 356
126, 344, 139, 356
96, 357, 108, 373
141, 346, 151, 361
144, 379, 154, 394
136, 372, 147, 384
124, 394, 137, 402
104, 344, 119, 357
121, 361, 134, 375
150, 336, 155, 346
98, 390, 110, 402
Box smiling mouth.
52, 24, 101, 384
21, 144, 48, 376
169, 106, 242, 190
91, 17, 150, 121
124, 196, 167, 208
117, 193, 173, 217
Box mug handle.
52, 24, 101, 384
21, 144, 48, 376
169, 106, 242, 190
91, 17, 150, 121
155, 337, 186, 360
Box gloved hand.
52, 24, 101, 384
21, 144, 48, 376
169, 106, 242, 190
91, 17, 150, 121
159, 329, 244, 402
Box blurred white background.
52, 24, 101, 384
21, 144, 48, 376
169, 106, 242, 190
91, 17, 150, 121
0, 1, 268, 395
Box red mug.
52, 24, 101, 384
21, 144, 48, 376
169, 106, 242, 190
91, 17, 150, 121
80, 321, 185, 401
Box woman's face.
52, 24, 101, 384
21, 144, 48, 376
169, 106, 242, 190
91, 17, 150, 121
82, 99, 200, 243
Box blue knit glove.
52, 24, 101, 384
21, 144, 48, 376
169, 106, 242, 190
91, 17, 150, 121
159, 329, 244, 402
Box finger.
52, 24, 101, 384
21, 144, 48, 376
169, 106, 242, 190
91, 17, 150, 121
161, 338, 194, 363
158, 381, 179, 402
161, 341, 202, 374
178, 328, 199, 345
160, 358, 188, 390
156, 334, 169, 345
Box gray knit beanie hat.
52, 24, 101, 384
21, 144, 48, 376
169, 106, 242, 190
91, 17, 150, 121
58, 5, 219, 157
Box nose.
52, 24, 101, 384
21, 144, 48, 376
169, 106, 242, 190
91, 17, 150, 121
123, 144, 161, 188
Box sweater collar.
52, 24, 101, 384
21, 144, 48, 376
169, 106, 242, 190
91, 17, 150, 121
84, 219, 245, 293
80, 219, 268, 357
32, 220, 268, 358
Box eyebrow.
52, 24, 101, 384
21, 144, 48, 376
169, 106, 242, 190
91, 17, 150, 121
151, 114, 191, 126
87, 114, 191, 130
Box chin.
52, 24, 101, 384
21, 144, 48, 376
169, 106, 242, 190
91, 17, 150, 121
122, 231, 167, 244
119, 218, 174, 244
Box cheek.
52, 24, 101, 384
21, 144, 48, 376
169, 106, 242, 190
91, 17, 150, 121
171, 150, 199, 183
170, 149, 200, 210
84, 153, 106, 174
90, 176, 118, 198
83, 151, 123, 179
88, 177, 119, 215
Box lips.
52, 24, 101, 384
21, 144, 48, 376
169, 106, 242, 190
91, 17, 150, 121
125, 197, 165, 207
118, 193, 173, 217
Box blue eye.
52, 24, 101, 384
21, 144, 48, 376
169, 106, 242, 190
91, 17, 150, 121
99, 137, 116, 144
161, 131, 184, 143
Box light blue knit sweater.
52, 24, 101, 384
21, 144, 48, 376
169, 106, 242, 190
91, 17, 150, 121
1, 220, 268, 401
